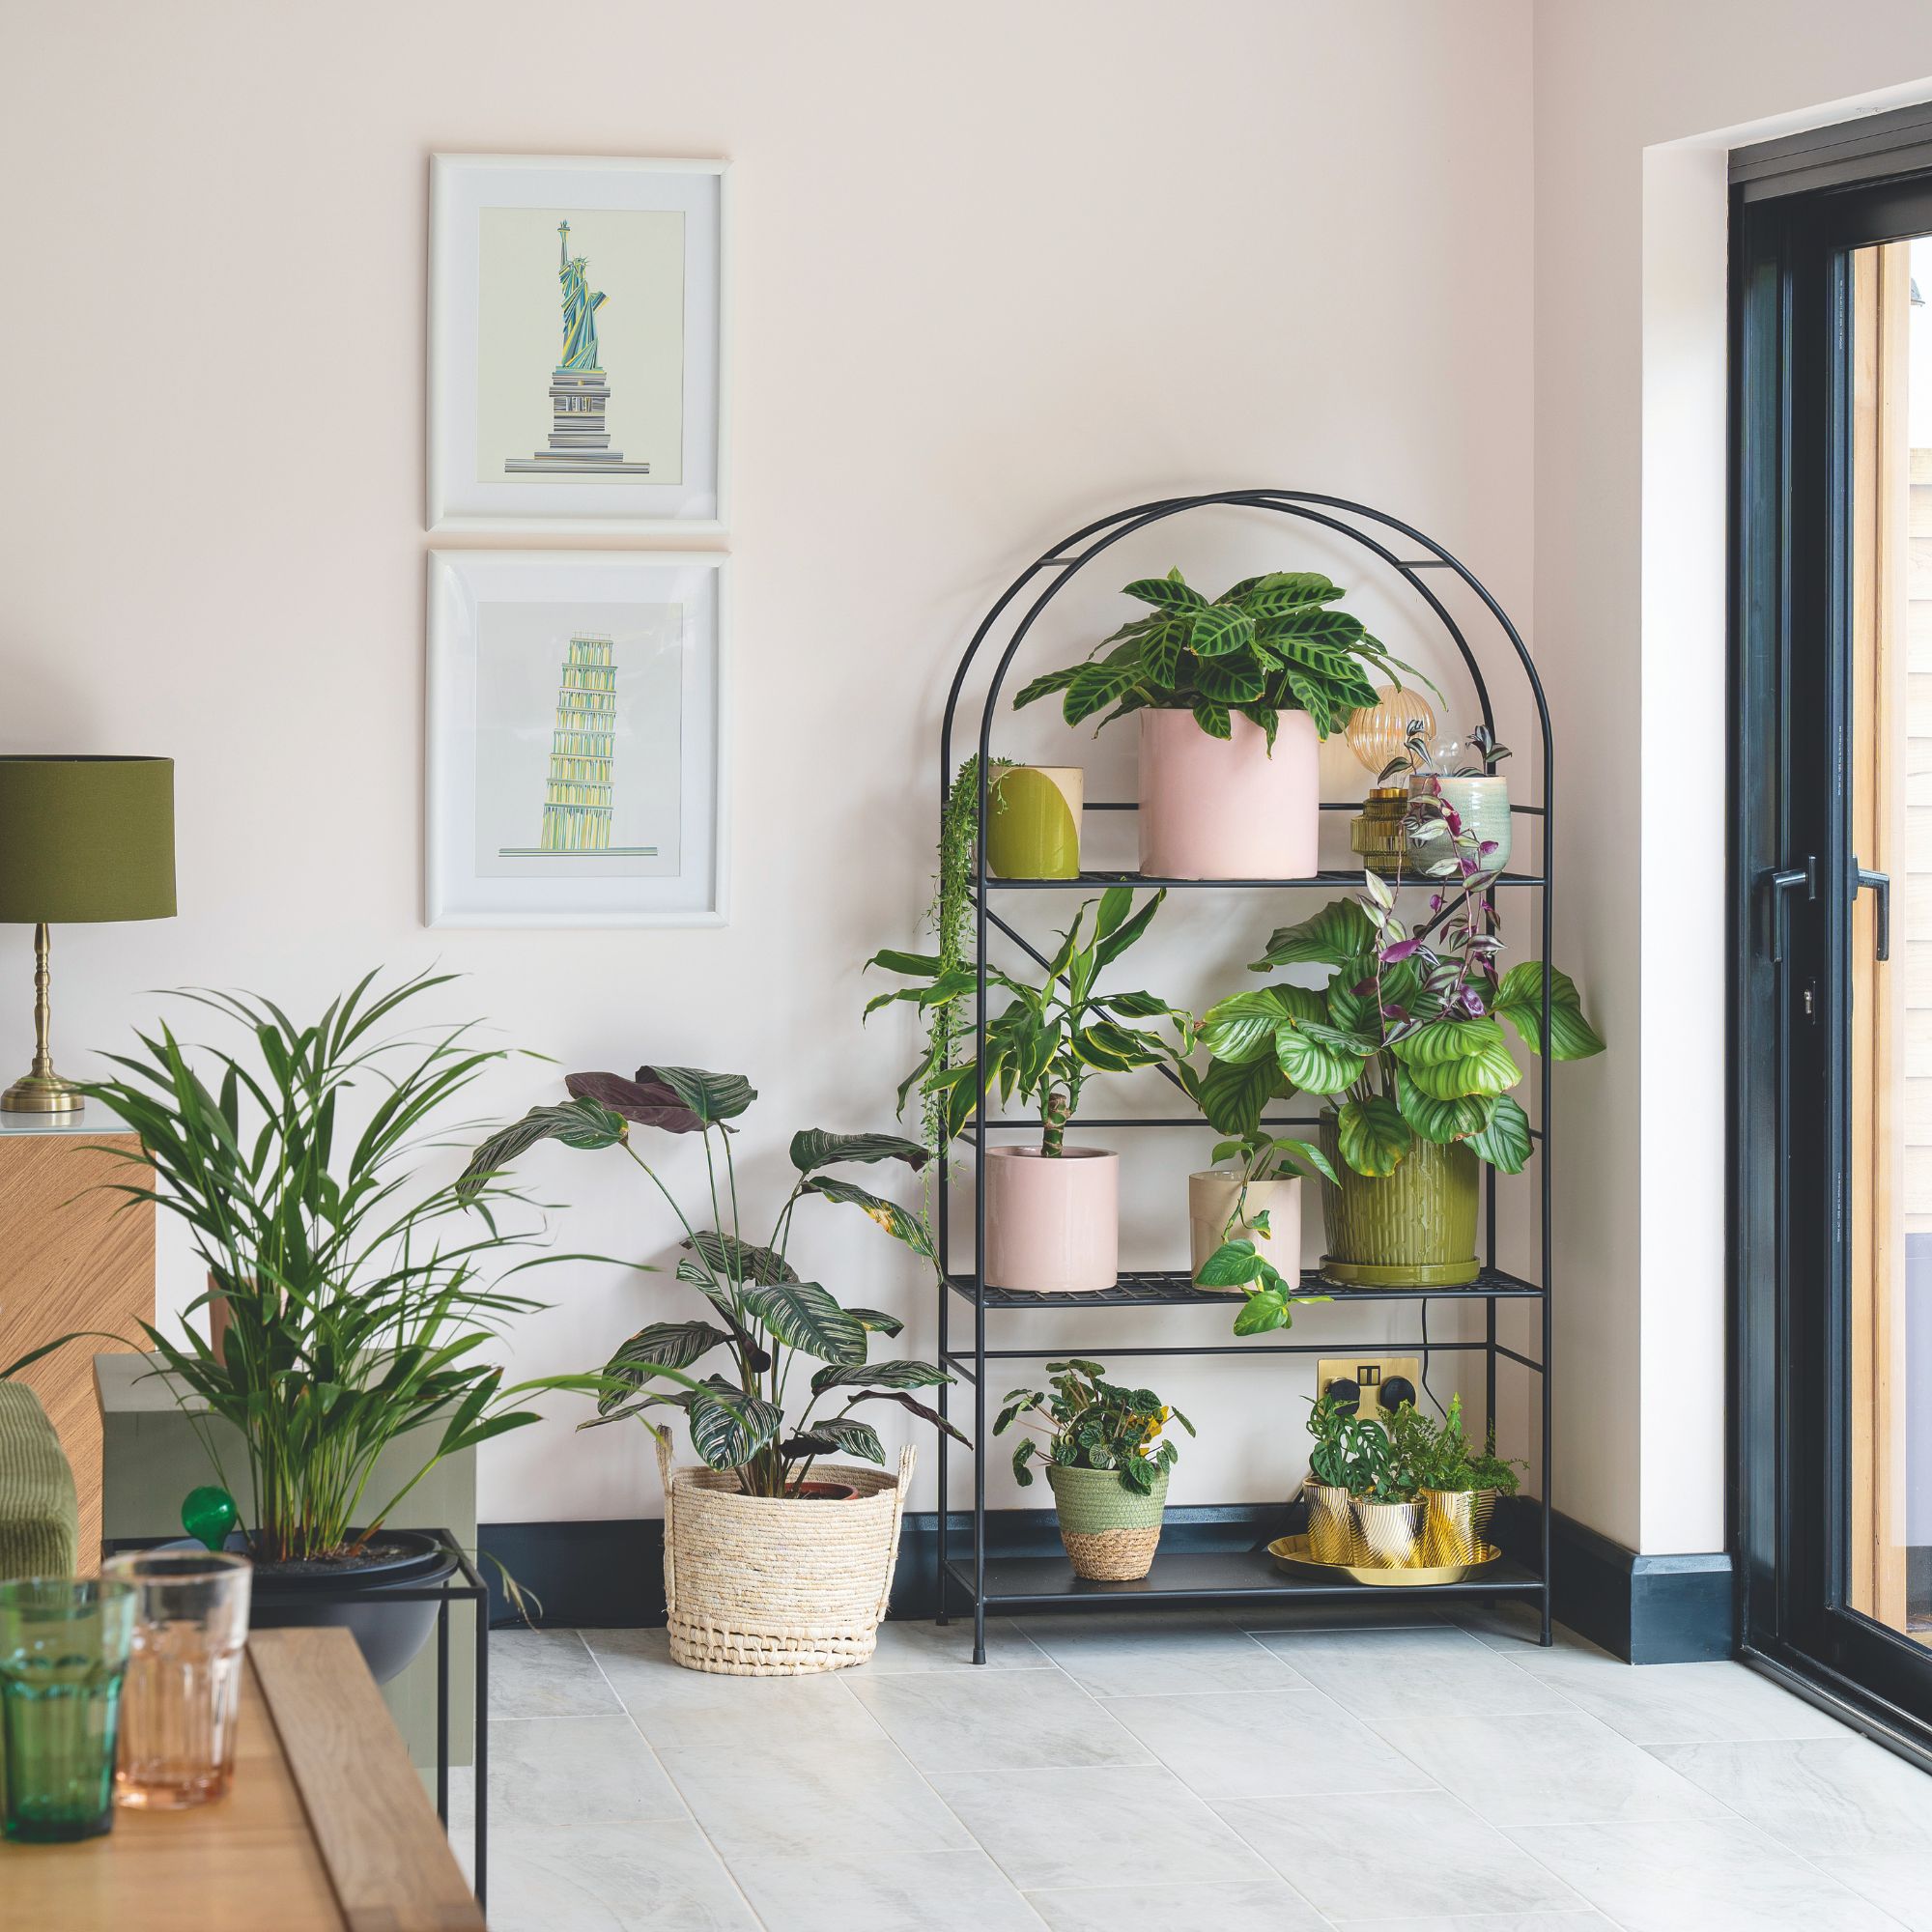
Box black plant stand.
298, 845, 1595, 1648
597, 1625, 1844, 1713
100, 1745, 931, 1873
103, 1528, 490, 1907
933, 491, 1558, 1663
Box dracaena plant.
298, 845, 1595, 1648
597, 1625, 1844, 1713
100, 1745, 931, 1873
1011, 567, 1416, 747
73, 971, 613, 1566
459, 1065, 967, 1500
1192, 804, 1603, 1178
994, 1358, 1194, 1495
865, 887, 1189, 1156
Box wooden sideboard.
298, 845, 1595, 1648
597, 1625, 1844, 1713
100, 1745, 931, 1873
1, 1627, 483, 1931
0, 1118, 155, 1562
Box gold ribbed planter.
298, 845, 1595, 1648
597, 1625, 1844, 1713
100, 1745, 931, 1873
1318, 1121, 1480, 1288
1421, 1486, 1496, 1565
1302, 1479, 1360, 1564
1352, 1497, 1424, 1568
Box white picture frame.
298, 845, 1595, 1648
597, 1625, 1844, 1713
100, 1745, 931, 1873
426, 550, 729, 927
428, 155, 728, 533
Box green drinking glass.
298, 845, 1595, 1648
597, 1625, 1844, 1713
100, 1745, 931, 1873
0, 1577, 136, 1842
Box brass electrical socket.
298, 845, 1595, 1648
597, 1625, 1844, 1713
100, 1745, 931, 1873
1317, 1356, 1422, 1422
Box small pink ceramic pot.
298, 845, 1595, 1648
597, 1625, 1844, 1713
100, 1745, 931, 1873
983, 1146, 1119, 1294
1138, 707, 1321, 880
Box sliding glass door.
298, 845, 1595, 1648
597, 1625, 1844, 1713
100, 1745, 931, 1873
1736, 165, 1932, 1745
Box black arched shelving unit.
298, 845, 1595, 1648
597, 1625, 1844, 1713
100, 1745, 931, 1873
932, 491, 1557, 1662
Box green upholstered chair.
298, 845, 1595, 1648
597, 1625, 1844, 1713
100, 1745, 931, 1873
0, 1383, 79, 1577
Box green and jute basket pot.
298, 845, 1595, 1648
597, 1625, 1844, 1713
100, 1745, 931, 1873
1045, 1463, 1168, 1580
1318, 1116, 1481, 1288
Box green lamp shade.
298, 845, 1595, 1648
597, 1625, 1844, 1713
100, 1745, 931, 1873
0, 756, 176, 923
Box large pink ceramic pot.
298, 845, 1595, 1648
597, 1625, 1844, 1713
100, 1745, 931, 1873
983, 1146, 1119, 1294
1138, 707, 1321, 880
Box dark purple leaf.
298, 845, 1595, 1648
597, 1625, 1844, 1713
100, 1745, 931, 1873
566, 1071, 707, 1134
1380, 938, 1422, 963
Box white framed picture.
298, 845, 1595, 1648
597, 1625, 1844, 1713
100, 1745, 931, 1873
427, 551, 728, 927
428, 155, 728, 533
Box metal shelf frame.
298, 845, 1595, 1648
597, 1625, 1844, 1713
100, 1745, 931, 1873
932, 490, 1557, 1662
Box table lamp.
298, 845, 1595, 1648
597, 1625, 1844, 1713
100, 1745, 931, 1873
0, 756, 176, 1116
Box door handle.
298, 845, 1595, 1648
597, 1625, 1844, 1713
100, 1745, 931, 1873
1770, 858, 1808, 962
1854, 861, 1891, 962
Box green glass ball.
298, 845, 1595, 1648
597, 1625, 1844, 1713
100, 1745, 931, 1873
181, 1485, 238, 1553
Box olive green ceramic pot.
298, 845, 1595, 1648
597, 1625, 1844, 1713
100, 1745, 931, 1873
1318, 1118, 1481, 1287
985, 766, 1082, 880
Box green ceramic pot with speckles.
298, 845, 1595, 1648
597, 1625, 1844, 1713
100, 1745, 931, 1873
985, 766, 1082, 880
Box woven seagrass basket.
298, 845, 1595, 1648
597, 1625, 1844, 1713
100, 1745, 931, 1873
655, 1433, 913, 1676
1046, 1463, 1168, 1581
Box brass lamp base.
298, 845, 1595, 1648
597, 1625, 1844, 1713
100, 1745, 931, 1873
0, 1070, 82, 1114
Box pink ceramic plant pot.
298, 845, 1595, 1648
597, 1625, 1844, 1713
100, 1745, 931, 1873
983, 1146, 1119, 1294
1138, 707, 1321, 880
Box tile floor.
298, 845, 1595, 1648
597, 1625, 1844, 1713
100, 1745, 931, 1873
454, 1602, 1932, 1931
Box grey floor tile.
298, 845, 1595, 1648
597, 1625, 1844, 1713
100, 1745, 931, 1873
1648, 1733, 1932, 1858
1342, 1918, 1614, 1931
1018, 1612, 1312, 1697
1507, 1816, 1901, 1930
1103, 1687, 1437, 1801
1026, 1877, 1328, 1931
584, 1628, 885, 1750
487, 1713, 685, 1828
1255, 1625, 1572, 1721
929, 1763, 1272, 1889
1219, 1788, 1585, 1920
490, 1626, 620, 1718
1235, 1601, 1458, 1634
1450, 1601, 1607, 1659
1375, 1709, 1729, 1827
658, 1733, 974, 1860
727, 1845, 1046, 1932
854, 1616, 1049, 1673
1810, 1843, 1932, 1931
848, 1667, 1152, 1773
1527, 1649, 1854, 1745
480, 1817, 761, 1931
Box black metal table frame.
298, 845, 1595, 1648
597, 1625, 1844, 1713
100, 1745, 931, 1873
102, 1526, 489, 1908
934, 490, 1557, 1662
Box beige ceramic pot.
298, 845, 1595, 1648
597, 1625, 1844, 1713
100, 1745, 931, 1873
1187, 1172, 1299, 1289
1138, 708, 1320, 880
983, 1146, 1119, 1294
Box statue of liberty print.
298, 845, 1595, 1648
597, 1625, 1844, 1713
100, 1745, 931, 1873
504, 219, 650, 475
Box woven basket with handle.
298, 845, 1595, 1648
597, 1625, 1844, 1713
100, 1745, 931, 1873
656, 1433, 914, 1675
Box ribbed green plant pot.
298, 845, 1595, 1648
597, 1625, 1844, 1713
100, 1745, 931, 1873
1045, 1463, 1168, 1580
1318, 1119, 1480, 1287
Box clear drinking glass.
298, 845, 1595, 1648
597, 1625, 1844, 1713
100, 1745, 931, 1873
102, 1549, 251, 1809
0, 1577, 136, 1842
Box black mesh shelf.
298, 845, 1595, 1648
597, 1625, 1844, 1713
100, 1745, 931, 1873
944, 1265, 1544, 1308
978, 868, 1547, 891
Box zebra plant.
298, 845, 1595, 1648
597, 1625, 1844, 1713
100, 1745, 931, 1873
459, 1065, 966, 1499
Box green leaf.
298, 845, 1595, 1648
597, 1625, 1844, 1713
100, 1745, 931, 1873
635, 1065, 756, 1125
1200, 987, 1311, 1064
805, 1177, 934, 1259
1403, 1034, 1521, 1099
686, 1381, 784, 1468
457, 1097, 626, 1202
1467, 1093, 1533, 1173
1191, 698, 1233, 740
1234, 1288, 1293, 1335
810, 1358, 952, 1395
1237, 572, 1343, 614
1187, 605, 1256, 659
684, 1230, 798, 1286
787, 1130, 928, 1175
1122, 573, 1208, 611
1191, 649, 1266, 704
1070, 1021, 1166, 1072
843, 1387, 973, 1446
1197, 1240, 1266, 1288
1394, 1069, 1491, 1144
797, 1416, 887, 1464
1093, 888, 1166, 967
1251, 899, 1377, 970
845, 1306, 906, 1338
1137, 619, 1185, 688
1011, 665, 1082, 710
1274, 1021, 1369, 1095
1336, 1095, 1414, 1177
1063, 658, 1143, 727
1386, 1016, 1509, 1068
1195, 1053, 1284, 1139
601, 1321, 730, 1379
1492, 964, 1605, 1061
740, 1281, 867, 1365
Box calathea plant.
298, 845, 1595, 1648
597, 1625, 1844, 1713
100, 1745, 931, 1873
460, 1066, 967, 1500
866, 887, 1189, 1155
1193, 797, 1603, 1178
1011, 567, 1416, 746
994, 1358, 1194, 1495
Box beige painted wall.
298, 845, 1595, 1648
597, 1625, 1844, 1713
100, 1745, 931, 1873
0, 0, 1536, 1525
1534, 0, 1932, 1550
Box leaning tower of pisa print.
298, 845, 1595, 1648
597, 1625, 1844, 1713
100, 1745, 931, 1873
498, 634, 657, 858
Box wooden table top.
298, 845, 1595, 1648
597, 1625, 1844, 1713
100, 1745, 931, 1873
2, 1627, 482, 1931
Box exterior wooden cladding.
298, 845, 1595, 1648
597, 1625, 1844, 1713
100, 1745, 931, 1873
0, 1128, 154, 1565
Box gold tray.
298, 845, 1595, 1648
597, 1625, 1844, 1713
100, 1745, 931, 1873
1266, 1532, 1501, 1587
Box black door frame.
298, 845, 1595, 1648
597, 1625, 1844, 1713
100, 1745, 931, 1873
1731, 162, 1932, 1756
